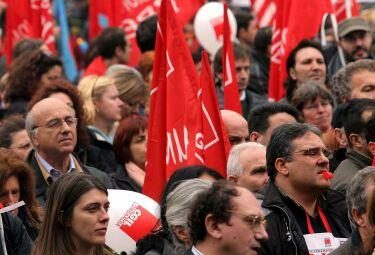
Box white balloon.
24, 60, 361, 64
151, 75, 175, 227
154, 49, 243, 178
194, 2, 237, 56
105, 190, 160, 254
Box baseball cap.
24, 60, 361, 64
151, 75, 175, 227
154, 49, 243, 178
338, 17, 371, 38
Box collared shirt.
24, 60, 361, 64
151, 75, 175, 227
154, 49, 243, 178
88, 125, 115, 145
36, 152, 75, 181
192, 246, 205, 255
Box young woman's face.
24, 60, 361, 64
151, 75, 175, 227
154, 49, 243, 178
130, 129, 148, 169
95, 85, 124, 123
69, 188, 110, 247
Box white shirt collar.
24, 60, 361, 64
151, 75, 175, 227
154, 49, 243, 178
36, 152, 75, 176
192, 246, 205, 255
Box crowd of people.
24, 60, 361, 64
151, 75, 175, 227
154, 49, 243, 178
0, 1, 374, 255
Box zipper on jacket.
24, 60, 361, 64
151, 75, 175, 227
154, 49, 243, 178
271, 205, 298, 255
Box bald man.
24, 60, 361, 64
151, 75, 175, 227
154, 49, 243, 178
221, 109, 249, 146
25, 98, 113, 206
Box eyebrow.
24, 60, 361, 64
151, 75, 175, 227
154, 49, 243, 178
250, 166, 267, 174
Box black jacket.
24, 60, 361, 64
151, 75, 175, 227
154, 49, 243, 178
27, 150, 114, 207
0, 212, 32, 255
87, 128, 118, 173
259, 182, 352, 255
111, 164, 142, 193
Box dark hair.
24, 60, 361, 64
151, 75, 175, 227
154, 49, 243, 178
0, 149, 41, 229
12, 39, 43, 59
247, 103, 300, 134
291, 82, 334, 111
113, 115, 148, 164
0, 114, 25, 148
365, 116, 375, 143
34, 173, 107, 255
97, 27, 126, 59
234, 10, 254, 38
342, 99, 375, 146
332, 103, 348, 128
28, 79, 90, 147
284, 39, 326, 102
136, 15, 158, 53
254, 26, 273, 52
266, 123, 321, 181
214, 42, 250, 75
189, 180, 239, 244
5, 50, 62, 103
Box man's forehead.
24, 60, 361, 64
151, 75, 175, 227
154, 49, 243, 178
33, 103, 74, 122
292, 132, 323, 148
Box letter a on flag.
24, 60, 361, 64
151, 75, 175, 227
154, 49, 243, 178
143, 0, 203, 202
223, 3, 242, 115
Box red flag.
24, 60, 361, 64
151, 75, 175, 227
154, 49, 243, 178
268, 0, 333, 101
332, 0, 360, 23
223, 3, 242, 114
143, 0, 203, 202
199, 51, 230, 176
89, 0, 204, 67
4, 0, 56, 65
250, 0, 277, 28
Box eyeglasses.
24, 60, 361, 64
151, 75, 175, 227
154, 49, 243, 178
293, 147, 332, 158
227, 210, 267, 230
33, 117, 78, 130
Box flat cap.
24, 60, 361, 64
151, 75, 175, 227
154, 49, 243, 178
338, 17, 370, 38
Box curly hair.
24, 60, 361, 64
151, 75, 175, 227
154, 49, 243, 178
0, 148, 41, 229
28, 79, 90, 147
5, 50, 62, 103
189, 180, 239, 244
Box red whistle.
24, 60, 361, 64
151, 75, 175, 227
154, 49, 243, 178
321, 171, 333, 180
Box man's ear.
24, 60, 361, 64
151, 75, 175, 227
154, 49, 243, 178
173, 226, 190, 246
249, 132, 262, 143
205, 214, 223, 240
334, 128, 348, 148
369, 142, 375, 156
275, 158, 289, 177
349, 134, 364, 149
289, 68, 297, 80
227, 175, 239, 184
351, 208, 366, 227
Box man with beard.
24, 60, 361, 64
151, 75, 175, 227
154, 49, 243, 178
328, 17, 373, 78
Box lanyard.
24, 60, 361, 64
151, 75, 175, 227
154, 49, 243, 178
305, 205, 332, 234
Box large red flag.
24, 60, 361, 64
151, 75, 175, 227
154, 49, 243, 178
223, 3, 242, 114
143, 0, 203, 202
268, 0, 333, 101
199, 51, 230, 176
89, 0, 204, 67
332, 0, 359, 23
250, 0, 277, 28
4, 0, 56, 65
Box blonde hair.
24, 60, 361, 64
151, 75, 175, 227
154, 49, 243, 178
77, 75, 114, 124
106, 67, 146, 104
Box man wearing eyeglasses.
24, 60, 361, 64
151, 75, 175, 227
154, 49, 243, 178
186, 180, 268, 255
259, 123, 351, 255
25, 98, 113, 206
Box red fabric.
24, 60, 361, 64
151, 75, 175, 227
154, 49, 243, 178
143, 0, 202, 202
223, 3, 242, 114
4, 0, 56, 65
250, 0, 277, 28
332, 0, 360, 23
83, 56, 106, 77
199, 51, 230, 177
88, 0, 203, 67
268, 0, 333, 101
